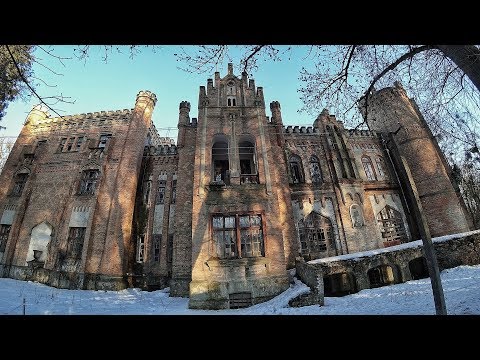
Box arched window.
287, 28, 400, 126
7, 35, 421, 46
376, 205, 407, 246
309, 155, 322, 184
289, 154, 305, 184
375, 156, 389, 179
350, 204, 364, 227
239, 137, 258, 184
212, 135, 230, 184
227, 81, 236, 106
298, 212, 335, 260
361, 155, 377, 181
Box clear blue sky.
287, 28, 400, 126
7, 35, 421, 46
1, 45, 320, 141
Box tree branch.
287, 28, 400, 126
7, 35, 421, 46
5, 45, 65, 119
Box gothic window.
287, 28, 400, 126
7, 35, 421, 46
144, 180, 152, 206
375, 156, 388, 179
136, 234, 145, 263
239, 139, 258, 184
212, 214, 264, 259
79, 170, 99, 195
11, 173, 28, 196
98, 134, 112, 149
289, 154, 304, 184
309, 155, 322, 184
227, 96, 236, 106
67, 227, 86, 260
0, 224, 11, 252
298, 212, 334, 260
156, 180, 166, 204
350, 204, 364, 227
362, 155, 377, 181
376, 205, 407, 245
65, 137, 75, 152
212, 136, 230, 184
171, 179, 177, 204
153, 234, 161, 262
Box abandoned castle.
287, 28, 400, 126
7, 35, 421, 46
0, 64, 474, 309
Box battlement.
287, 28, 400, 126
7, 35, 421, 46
283, 125, 319, 134
42, 108, 134, 124
347, 129, 378, 137
144, 144, 178, 156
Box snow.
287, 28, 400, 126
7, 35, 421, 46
308, 229, 480, 264
1, 264, 479, 315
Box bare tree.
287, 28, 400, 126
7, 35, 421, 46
0, 136, 16, 172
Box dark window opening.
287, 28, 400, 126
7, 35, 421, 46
368, 265, 396, 288
167, 234, 174, 264
323, 272, 357, 297
409, 257, 429, 280
239, 140, 258, 184
376, 157, 388, 179
76, 136, 84, 151
153, 234, 161, 262
289, 154, 304, 184
171, 179, 177, 204
98, 134, 112, 149
0, 224, 11, 252
212, 140, 229, 184
65, 138, 74, 152
58, 138, 67, 152
79, 170, 99, 195
67, 227, 86, 260
156, 180, 166, 204
11, 173, 28, 196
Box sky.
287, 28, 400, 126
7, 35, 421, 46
1, 264, 479, 315
0, 45, 318, 141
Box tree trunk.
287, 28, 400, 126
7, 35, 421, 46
437, 45, 480, 92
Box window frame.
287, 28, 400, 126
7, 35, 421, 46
210, 212, 266, 260
0, 224, 11, 252
11, 173, 28, 196
361, 155, 377, 181
66, 227, 86, 260
79, 169, 100, 195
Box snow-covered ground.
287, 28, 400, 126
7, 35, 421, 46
1, 264, 479, 315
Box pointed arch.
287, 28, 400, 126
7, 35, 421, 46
26, 221, 53, 264
298, 211, 335, 260
289, 154, 305, 184
361, 155, 377, 181
238, 134, 258, 184
376, 205, 407, 245
212, 133, 230, 184
309, 155, 322, 184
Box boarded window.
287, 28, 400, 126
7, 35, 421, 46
229, 292, 252, 309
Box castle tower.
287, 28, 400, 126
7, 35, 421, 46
360, 82, 472, 236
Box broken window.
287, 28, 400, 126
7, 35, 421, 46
212, 214, 264, 259
58, 138, 67, 152
362, 155, 377, 181
239, 140, 258, 184
171, 179, 177, 204
289, 154, 304, 184
11, 173, 28, 196
98, 134, 112, 149
212, 137, 229, 184
136, 234, 145, 263
153, 234, 161, 262
309, 155, 322, 184
156, 180, 166, 204
67, 227, 86, 260
65, 137, 75, 152
0, 224, 11, 252
298, 212, 334, 260
79, 170, 99, 195
376, 205, 407, 246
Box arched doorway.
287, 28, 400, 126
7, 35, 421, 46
323, 272, 357, 297
367, 264, 397, 288
26, 222, 53, 265
409, 257, 429, 280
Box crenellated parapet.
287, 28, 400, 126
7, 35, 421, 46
145, 144, 178, 156
347, 129, 378, 138
283, 125, 319, 134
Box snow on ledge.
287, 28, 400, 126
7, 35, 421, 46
308, 229, 480, 265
